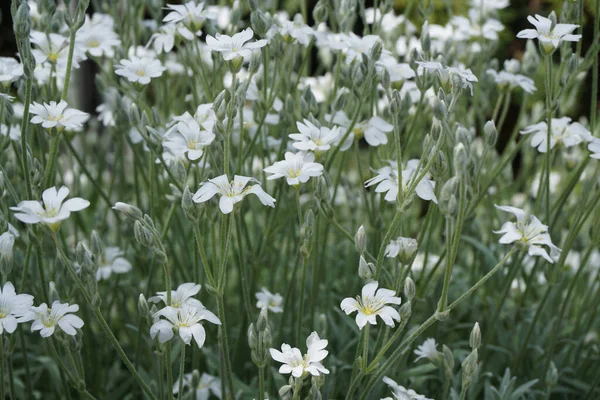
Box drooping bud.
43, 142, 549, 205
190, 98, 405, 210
112, 202, 143, 220
138, 294, 150, 318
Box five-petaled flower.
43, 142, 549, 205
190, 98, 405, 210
255, 287, 283, 313
115, 56, 166, 84
365, 159, 438, 204
30, 100, 89, 131
520, 117, 592, 153
270, 331, 330, 377
264, 152, 324, 186
289, 119, 342, 153
0, 282, 34, 335
494, 205, 561, 263
206, 28, 267, 62
192, 175, 276, 214
517, 14, 581, 54
19, 301, 84, 338
340, 281, 402, 329
150, 304, 221, 348
414, 338, 441, 363
11, 186, 90, 231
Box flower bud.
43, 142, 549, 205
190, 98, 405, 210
461, 349, 478, 391
454, 143, 468, 177
262, 324, 272, 349
301, 209, 315, 239
483, 120, 497, 147
248, 323, 258, 350
249, 51, 262, 75
469, 322, 481, 350
48, 281, 61, 304
546, 361, 558, 388
134, 220, 155, 248
138, 294, 150, 318
399, 301, 412, 320
443, 344, 455, 370
250, 9, 269, 36
433, 98, 447, 120
90, 230, 103, 257
420, 21, 431, 54
455, 125, 472, 146
431, 150, 447, 178
354, 225, 367, 254
395, 237, 418, 263
112, 202, 143, 220
358, 256, 375, 281
129, 103, 141, 128
313, 0, 328, 24
370, 40, 383, 62
257, 306, 269, 332
379, 67, 391, 90
404, 277, 416, 301
13, 3, 31, 40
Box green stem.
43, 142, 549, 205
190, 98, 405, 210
295, 255, 310, 345
42, 134, 61, 188
544, 56, 553, 221
216, 294, 235, 398
0, 335, 4, 400
51, 235, 159, 400
178, 345, 186, 399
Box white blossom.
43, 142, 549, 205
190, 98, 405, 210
96, 247, 132, 281
192, 175, 276, 214
163, 119, 215, 161
255, 288, 283, 313
150, 304, 221, 348
365, 159, 438, 204
340, 281, 401, 329
0, 282, 34, 335
29, 100, 89, 131
115, 56, 166, 84
382, 376, 433, 400
264, 152, 324, 186
385, 237, 418, 260
20, 301, 84, 338
11, 186, 90, 231
206, 28, 267, 61
494, 205, 561, 263
520, 117, 592, 153
517, 14, 581, 53
270, 331, 330, 377
414, 338, 440, 362
330, 111, 394, 147
0, 57, 23, 83
173, 372, 222, 399
418, 61, 478, 95
289, 119, 342, 153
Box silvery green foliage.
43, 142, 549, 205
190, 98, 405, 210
0, 0, 599, 399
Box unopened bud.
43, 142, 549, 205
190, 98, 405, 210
484, 120, 497, 147
546, 361, 558, 388
138, 294, 150, 318
13, 3, 31, 39
399, 301, 412, 320
469, 322, 481, 350
453, 143, 468, 177
404, 277, 416, 300
134, 220, 155, 248
90, 230, 103, 257
301, 209, 315, 239
443, 344, 455, 370
433, 98, 447, 120
257, 306, 269, 331
112, 202, 143, 220
129, 104, 141, 128
358, 256, 375, 280
248, 323, 258, 350
355, 225, 367, 254
48, 281, 61, 303
313, 0, 328, 24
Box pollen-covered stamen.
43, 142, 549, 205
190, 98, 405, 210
356, 295, 387, 316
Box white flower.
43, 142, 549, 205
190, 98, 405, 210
487, 69, 536, 94
149, 282, 207, 311
150, 304, 221, 348
520, 117, 592, 153
517, 14, 581, 53
173, 372, 222, 400
163, 119, 215, 161
289, 119, 342, 152
192, 175, 276, 214
163, 1, 217, 33
0, 282, 34, 335
30, 31, 86, 68
19, 301, 84, 338
11, 186, 90, 231
451, 9, 504, 41
376, 55, 416, 83
0, 124, 20, 141
264, 152, 324, 186
268, 14, 315, 46
494, 205, 561, 263
343, 33, 388, 63
301, 73, 333, 103
148, 24, 177, 53
340, 281, 401, 329
96, 247, 132, 281
588, 138, 600, 159
382, 376, 433, 400
77, 14, 121, 57
330, 111, 394, 147
414, 338, 440, 362
255, 288, 283, 313
418, 61, 478, 95
385, 237, 418, 261
270, 331, 330, 377
29, 100, 89, 131
115, 56, 166, 84
365, 159, 438, 204
206, 28, 267, 61
0, 57, 24, 83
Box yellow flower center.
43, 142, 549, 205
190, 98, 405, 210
136, 69, 146, 77
87, 40, 100, 48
